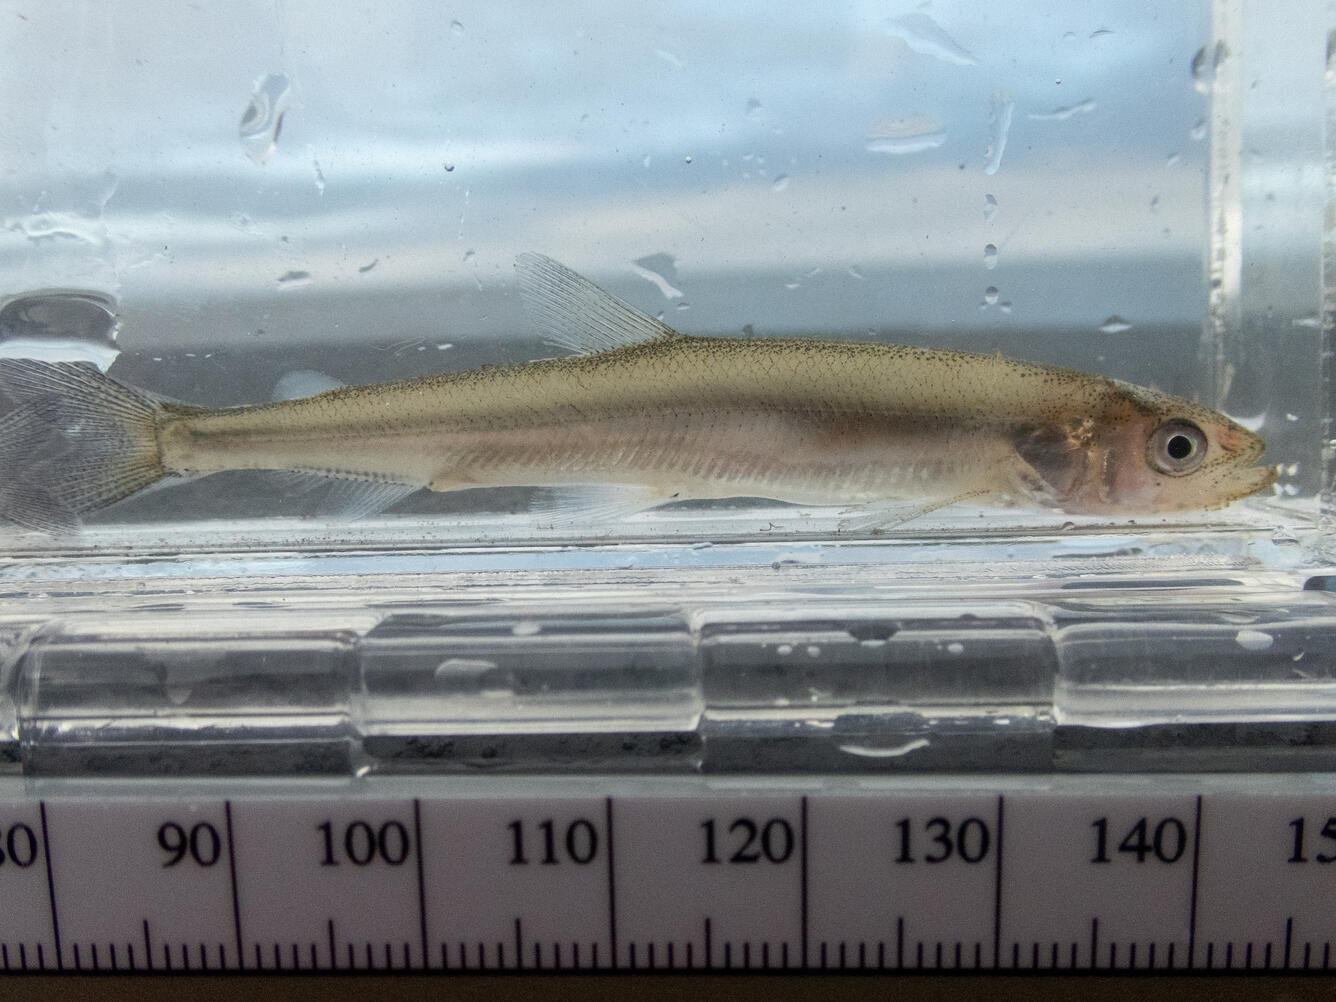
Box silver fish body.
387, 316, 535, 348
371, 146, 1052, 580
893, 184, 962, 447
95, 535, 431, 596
0, 255, 1275, 531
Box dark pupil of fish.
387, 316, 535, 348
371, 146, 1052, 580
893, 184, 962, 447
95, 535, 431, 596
1166, 435, 1194, 460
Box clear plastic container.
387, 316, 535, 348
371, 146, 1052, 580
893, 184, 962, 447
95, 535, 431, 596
0, 0, 1332, 776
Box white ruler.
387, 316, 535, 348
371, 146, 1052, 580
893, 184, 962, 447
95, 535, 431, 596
0, 774, 1333, 975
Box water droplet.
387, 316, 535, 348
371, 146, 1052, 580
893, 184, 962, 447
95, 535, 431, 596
1099, 315, 1132, 334
1292, 316, 1321, 329
434, 657, 498, 683
683, 155, 693, 164
654, 49, 685, 70
512, 621, 541, 637
1060, 521, 1076, 531
276, 269, 312, 290
358, 258, 378, 274
947, 642, 965, 655
1271, 528, 1300, 546
776, 643, 793, 656
1026, 98, 1096, 122
999, 301, 1012, 314
311, 155, 326, 195
449, 19, 464, 35
984, 286, 999, 305
984, 91, 1015, 175
1191, 42, 1229, 94
239, 73, 292, 165
443, 162, 455, 172
882, 11, 977, 66
1234, 629, 1274, 652
984, 193, 998, 220
0, 291, 121, 369
271, 369, 343, 401
866, 116, 946, 155
983, 244, 998, 269
630, 253, 684, 300
1286, 412, 1299, 422
837, 738, 930, 759
847, 265, 866, 281
806, 645, 821, 658
164, 686, 192, 706
1090, 28, 1114, 39
1190, 119, 1207, 141
745, 97, 762, 117
1150, 195, 1160, 212
771, 174, 789, 192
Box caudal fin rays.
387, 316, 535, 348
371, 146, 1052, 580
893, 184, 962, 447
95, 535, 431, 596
0, 360, 167, 532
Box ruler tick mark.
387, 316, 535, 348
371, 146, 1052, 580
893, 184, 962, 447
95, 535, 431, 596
1188, 795, 1203, 969
223, 801, 243, 970
412, 798, 427, 970
38, 803, 61, 971
993, 795, 1004, 968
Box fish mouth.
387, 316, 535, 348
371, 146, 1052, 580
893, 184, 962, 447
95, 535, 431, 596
1217, 421, 1267, 465
1211, 462, 1277, 507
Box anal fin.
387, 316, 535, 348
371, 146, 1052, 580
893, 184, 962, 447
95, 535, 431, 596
529, 485, 675, 527
269, 471, 421, 520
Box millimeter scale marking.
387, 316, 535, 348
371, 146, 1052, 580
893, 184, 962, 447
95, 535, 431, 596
0, 777, 1334, 974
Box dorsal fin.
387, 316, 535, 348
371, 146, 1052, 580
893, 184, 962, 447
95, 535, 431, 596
515, 252, 684, 355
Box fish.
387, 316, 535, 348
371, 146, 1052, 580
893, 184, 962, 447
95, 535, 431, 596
0, 253, 1275, 533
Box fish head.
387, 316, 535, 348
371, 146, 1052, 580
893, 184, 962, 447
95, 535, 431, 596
1019, 381, 1276, 516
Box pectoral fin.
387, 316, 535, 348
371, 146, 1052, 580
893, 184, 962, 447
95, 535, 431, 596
837, 489, 992, 532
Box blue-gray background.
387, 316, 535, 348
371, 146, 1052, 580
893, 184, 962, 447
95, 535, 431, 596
0, 0, 1325, 517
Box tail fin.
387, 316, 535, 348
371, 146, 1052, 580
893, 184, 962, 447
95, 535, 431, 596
0, 360, 166, 532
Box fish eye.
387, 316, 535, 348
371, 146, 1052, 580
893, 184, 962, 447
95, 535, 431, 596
1148, 419, 1208, 475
